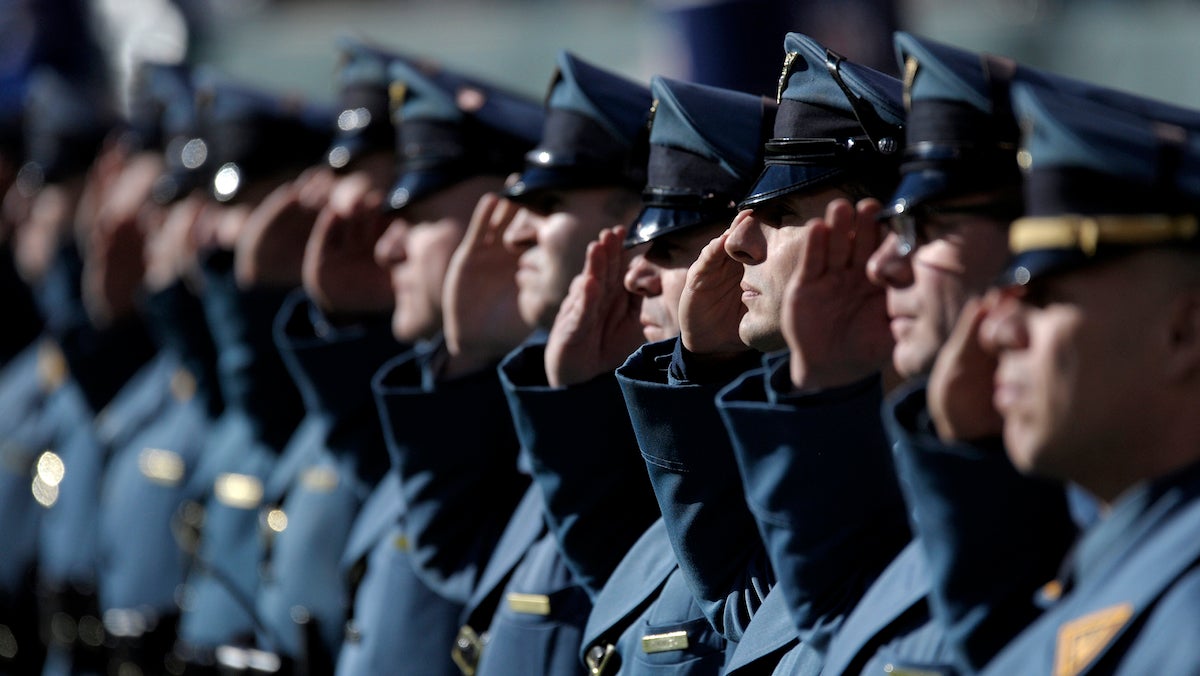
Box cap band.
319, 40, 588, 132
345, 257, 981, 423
1010, 214, 1199, 257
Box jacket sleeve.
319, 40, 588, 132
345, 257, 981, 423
497, 342, 660, 600
884, 379, 1077, 673
372, 346, 529, 604
616, 338, 772, 642
717, 355, 911, 653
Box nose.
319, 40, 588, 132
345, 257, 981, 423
623, 252, 662, 298
502, 206, 538, 253
979, 288, 1029, 355
373, 219, 408, 268
724, 209, 764, 265
866, 231, 914, 289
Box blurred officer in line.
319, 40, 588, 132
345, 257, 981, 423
215, 38, 406, 675
0, 65, 118, 676
0, 73, 42, 367
284, 40, 467, 676
577, 75, 775, 675
698, 34, 908, 674
445, 51, 651, 676
20, 64, 173, 676
913, 81, 1200, 674
832, 33, 1200, 676
96, 60, 233, 676
0, 64, 48, 676
363, 53, 544, 676
816, 33, 1065, 675
170, 73, 327, 672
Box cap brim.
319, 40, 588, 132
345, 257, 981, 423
325, 134, 375, 172
624, 206, 727, 248
1001, 248, 1090, 286
738, 163, 844, 210
387, 167, 463, 211
879, 170, 953, 219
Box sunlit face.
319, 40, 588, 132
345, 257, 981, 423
867, 198, 1012, 378
726, 187, 847, 352
503, 186, 641, 329
624, 221, 727, 343
981, 254, 1166, 491
373, 176, 497, 342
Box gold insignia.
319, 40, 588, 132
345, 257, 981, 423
393, 534, 409, 551
301, 466, 339, 492
506, 593, 551, 616
1039, 578, 1065, 603
214, 473, 264, 509
170, 369, 197, 403
1010, 214, 1199, 257
777, 52, 799, 104
139, 448, 185, 486
641, 630, 688, 654
31, 451, 62, 508
647, 98, 659, 131
389, 81, 407, 117
903, 56, 919, 111
1054, 602, 1133, 676
37, 341, 68, 393
585, 643, 616, 675
451, 624, 484, 676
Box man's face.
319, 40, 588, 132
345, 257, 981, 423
727, 187, 846, 352
503, 186, 639, 329
867, 197, 1012, 378
373, 176, 493, 342
981, 254, 1166, 491
624, 221, 726, 343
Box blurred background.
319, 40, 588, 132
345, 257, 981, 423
9, 0, 1200, 122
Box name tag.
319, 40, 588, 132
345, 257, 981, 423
301, 466, 339, 492
506, 593, 551, 616
139, 448, 185, 486
641, 630, 688, 654
214, 473, 264, 509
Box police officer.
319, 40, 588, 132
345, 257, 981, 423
822, 33, 1200, 676
171, 72, 326, 671
234, 38, 407, 674
362, 53, 544, 675
463, 51, 653, 676
580, 75, 775, 675
912, 80, 1200, 675
702, 33, 910, 674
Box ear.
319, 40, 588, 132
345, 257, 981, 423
1163, 290, 1200, 384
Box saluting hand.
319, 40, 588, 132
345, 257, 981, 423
301, 170, 393, 316
545, 225, 644, 387
441, 192, 531, 378
235, 167, 331, 289
679, 224, 749, 358
785, 198, 893, 390
928, 293, 1004, 442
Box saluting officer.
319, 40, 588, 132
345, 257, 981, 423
703, 33, 909, 674
916, 80, 1200, 675
581, 75, 775, 675
172, 73, 327, 671
364, 53, 544, 675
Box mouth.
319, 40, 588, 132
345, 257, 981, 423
740, 282, 760, 303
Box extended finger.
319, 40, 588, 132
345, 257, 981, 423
465, 192, 500, 248
823, 198, 855, 270
798, 217, 829, 282
851, 198, 884, 268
